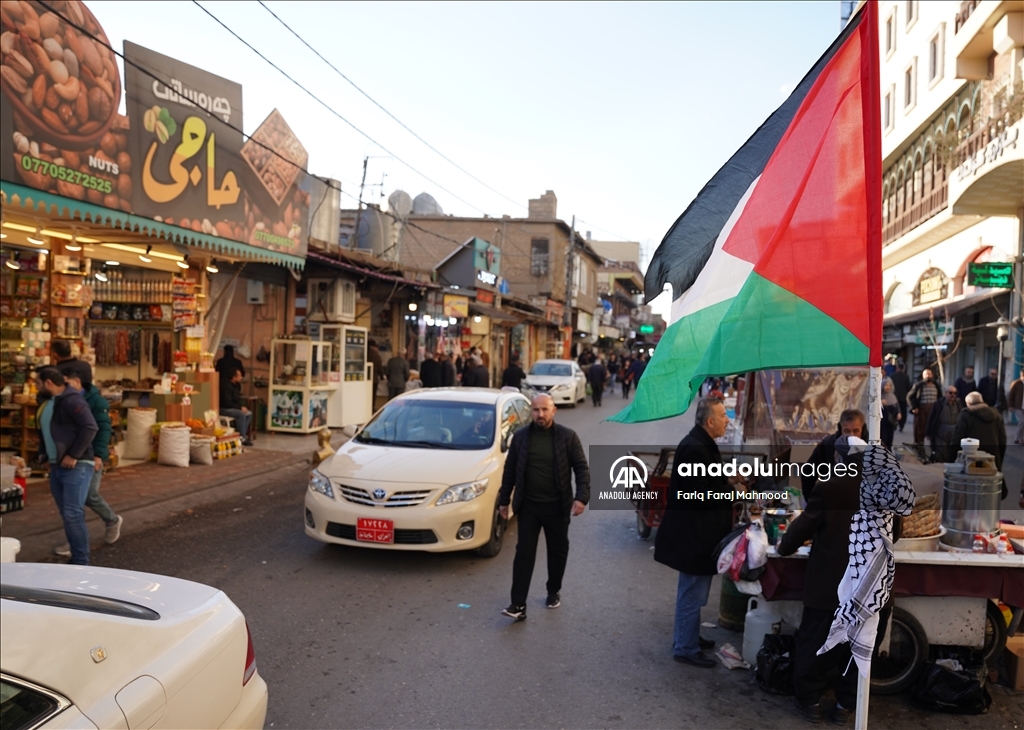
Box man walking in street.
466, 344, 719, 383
588, 356, 607, 406
908, 368, 940, 450
1010, 373, 1024, 444
926, 386, 964, 463
54, 361, 122, 557
890, 362, 911, 432
36, 367, 98, 566
607, 354, 620, 395
420, 351, 442, 388
800, 409, 865, 500
386, 353, 410, 400
220, 368, 254, 446
654, 397, 734, 668
501, 356, 526, 390
498, 394, 589, 620
954, 366, 977, 403
954, 392, 1008, 499
977, 368, 1004, 410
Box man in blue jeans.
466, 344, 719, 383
37, 367, 98, 566
220, 367, 253, 446
654, 397, 735, 667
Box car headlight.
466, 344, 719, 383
309, 469, 334, 498
436, 479, 488, 506
553, 382, 573, 391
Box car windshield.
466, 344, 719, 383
529, 363, 571, 377
355, 400, 496, 450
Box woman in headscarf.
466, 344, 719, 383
880, 380, 900, 449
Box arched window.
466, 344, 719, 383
885, 282, 913, 314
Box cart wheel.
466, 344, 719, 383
871, 607, 928, 695
636, 512, 652, 540
982, 600, 1007, 667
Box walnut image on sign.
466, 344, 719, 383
240, 108, 308, 206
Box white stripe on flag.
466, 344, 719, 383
670, 176, 760, 324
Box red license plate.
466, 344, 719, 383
356, 517, 394, 544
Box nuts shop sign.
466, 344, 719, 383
0, 1, 309, 259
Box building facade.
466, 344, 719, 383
879, 0, 1023, 389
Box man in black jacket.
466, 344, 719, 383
954, 392, 1008, 498
37, 367, 99, 566
220, 368, 253, 446
890, 363, 911, 431
587, 357, 607, 406
498, 394, 589, 619
463, 355, 490, 388
439, 352, 456, 387
800, 409, 865, 500
654, 397, 733, 668
419, 351, 442, 388
977, 368, 1004, 409
501, 356, 526, 389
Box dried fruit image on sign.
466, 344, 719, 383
0, 0, 133, 211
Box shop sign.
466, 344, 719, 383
912, 268, 947, 306
0, 1, 131, 210
639, 324, 654, 334
914, 320, 953, 345
967, 261, 1013, 289
124, 42, 309, 258
443, 294, 469, 318
475, 290, 494, 305
476, 269, 497, 286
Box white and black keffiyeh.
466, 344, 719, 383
818, 444, 915, 675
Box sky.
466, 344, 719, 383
91, 0, 842, 317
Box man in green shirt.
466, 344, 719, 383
498, 394, 590, 620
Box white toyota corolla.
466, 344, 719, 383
0, 563, 267, 730
521, 359, 587, 407
305, 388, 533, 556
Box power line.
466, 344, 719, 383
258, 0, 527, 213
192, 0, 491, 216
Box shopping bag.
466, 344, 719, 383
912, 662, 992, 715
755, 634, 795, 695
714, 524, 748, 570
728, 530, 750, 582
586, 383, 593, 396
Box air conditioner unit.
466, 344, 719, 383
308, 278, 356, 322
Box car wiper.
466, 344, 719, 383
354, 435, 394, 445
390, 439, 460, 449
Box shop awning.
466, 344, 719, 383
1, 182, 305, 270
883, 290, 1004, 327
306, 251, 437, 288
469, 303, 519, 323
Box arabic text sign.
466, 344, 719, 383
967, 262, 1014, 289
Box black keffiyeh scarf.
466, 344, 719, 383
819, 444, 915, 675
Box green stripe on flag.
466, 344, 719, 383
610, 273, 869, 423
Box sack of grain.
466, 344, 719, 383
157, 425, 191, 468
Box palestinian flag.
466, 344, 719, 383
612, 1, 882, 424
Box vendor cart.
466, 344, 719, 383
762, 547, 1024, 694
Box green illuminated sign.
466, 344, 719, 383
639, 324, 655, 334
967, 262, 1013, 289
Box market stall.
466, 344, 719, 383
268, 337, 338, 433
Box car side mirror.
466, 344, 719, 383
341, 424, 359, 439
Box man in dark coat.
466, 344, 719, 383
367, 340, 384, 384
215, 344, 245, 380
419, 351, 442, 388
463, 355, 490, 388
587, 357, 607, 406
926, 386, 964, 463
953, 366, 977, 403
440, 352, 457, 387
220, 368, 253, 446
779, 437, 900, 725
908, 369, 940, 448
800, 409, 864, 500
498, 394, 589, 619
501, 357, 526, 389
890, 363, 911, 432
954, 392, 1008, 498
977, 368, 1004, 410
654, 397, 733, 668
36, 367, 99, 566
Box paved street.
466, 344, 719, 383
80, 394, 1023, 730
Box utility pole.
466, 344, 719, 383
564, 215, 576, 358
351, 156, 368, 249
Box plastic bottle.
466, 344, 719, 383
776, 522, 787, 548
996, 535, 1011, 556
972, 534, 986, 553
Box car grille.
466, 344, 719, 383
336, 484, 434, 507
325, 522, 439, 544
529, 384, 552, 392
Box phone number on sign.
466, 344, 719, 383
20, 155, 113, 195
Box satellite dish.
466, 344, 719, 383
412, 192, 443, 216
388, 190, 413, 219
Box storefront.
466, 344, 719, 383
1, 0, 308, 465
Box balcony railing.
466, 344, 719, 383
954, 0, 980, 34
883, 184, 948, 245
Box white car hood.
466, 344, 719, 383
523, 375, 575, 388
320, 441, 494, 485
